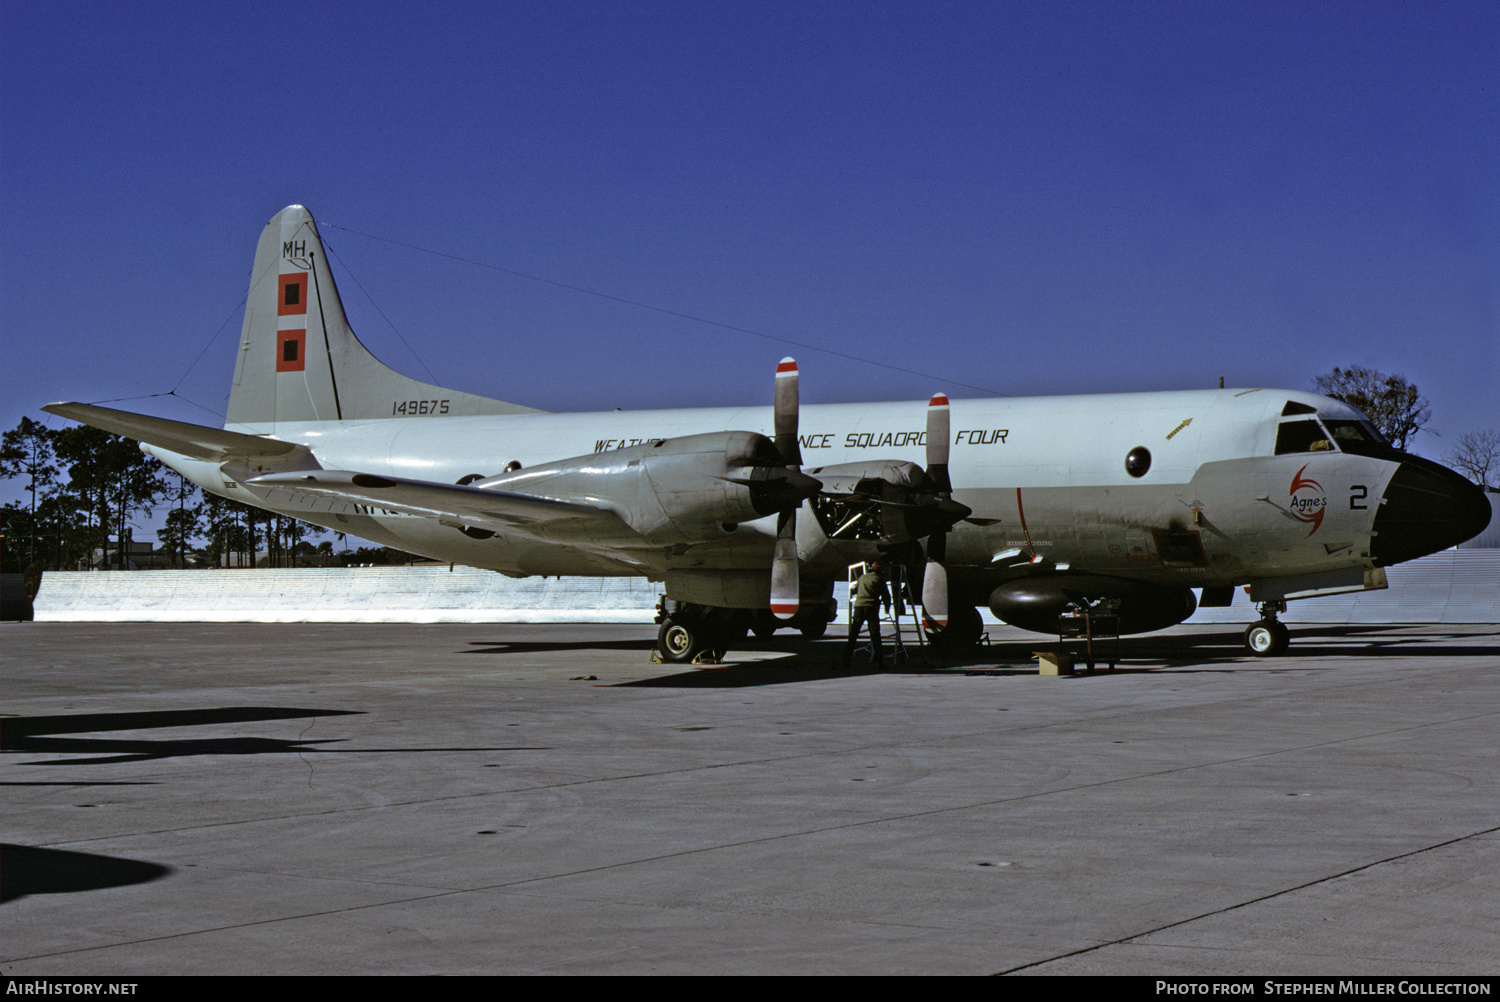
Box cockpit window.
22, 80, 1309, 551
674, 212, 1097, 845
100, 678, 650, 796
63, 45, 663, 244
1323, 419, 1395, 457
1275, 420, 1333, 455
1281, 401, 1318, 416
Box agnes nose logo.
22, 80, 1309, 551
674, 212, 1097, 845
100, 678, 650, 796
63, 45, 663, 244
1289, 464, 1327, 535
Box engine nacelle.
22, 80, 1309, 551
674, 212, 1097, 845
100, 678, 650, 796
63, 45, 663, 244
664, 570, 771, 608
808, 460, 969, 543
988, 574, 1197, 635
478, 431, 817, 544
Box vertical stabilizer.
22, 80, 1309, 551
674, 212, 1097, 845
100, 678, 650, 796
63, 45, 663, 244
226, 205, 540, 429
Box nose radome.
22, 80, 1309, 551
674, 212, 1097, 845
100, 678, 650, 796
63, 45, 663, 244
1370, 457, 1492, 566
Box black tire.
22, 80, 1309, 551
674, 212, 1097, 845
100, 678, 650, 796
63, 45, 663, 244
709, 610, 748, 646
1244, 620, 1289, 657
750, 611, 778, 640
926, 604, 983, 649
658, 619, 704, 663
799, 620, 828, 639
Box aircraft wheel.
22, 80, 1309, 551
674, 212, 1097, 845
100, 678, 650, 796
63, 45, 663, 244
799, 620, 828, 639
698, 609, 745, 648
658, 619, 704, 663
926, 605, 983, 649
750, 611, 778, 640
1244, 620, 1289, 657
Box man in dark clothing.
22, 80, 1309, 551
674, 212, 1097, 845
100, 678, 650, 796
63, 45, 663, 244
843, 560, 892, 668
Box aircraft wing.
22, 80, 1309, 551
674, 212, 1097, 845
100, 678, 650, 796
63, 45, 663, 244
42, 402, 309, 461
246, 470, 628, 535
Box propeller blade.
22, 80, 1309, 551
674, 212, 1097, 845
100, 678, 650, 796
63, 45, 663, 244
770, 358, 802, 619
923, 393, 953, 629
926, 393, 951, 494
771, 508, 800, 617
922, 558, 949, 629
774, 357, 801, 468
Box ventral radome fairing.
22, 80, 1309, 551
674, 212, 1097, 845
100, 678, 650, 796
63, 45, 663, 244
44, 205, 1491, 661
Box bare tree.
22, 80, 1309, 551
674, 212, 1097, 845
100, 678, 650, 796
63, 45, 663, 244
1312, 366, 1431, 451
1446, 430, 1500, 489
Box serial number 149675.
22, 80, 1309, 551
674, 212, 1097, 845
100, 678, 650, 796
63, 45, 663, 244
393, 399, 450, 416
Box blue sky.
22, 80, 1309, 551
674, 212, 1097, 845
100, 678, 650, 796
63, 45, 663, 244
3, 1, 1496, 507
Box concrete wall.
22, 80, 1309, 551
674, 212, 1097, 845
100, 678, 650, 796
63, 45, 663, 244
1459, 490, 1500, 549
31, 550, 1498, 625
1186, 550, 1500, 625
33, 566, 662, 624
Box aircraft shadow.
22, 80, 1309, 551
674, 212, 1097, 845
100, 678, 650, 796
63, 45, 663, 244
1, 780, 160, 787
1, 843, 170, 904
2, 706, 551, 766
613, 656, 882, 687
2, 707, 363, 765
462, 638, 658, 655
1281, 624, 1500, 656
616, 623, 1500, 687
459, 626, 1495, 666
2, 707, 365, 745
615, 632, 1259, 686
1273, 641, 1500, 657
613, 659, 1234, 688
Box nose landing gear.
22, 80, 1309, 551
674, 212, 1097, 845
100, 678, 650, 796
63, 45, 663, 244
1244, 601, 1290, 656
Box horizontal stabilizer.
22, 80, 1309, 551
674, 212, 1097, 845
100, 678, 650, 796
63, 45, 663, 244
247, 469, 623, 534
42, 402, 309, 461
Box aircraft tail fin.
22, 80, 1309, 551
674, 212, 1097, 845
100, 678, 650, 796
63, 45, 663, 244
226, 204, 540, 429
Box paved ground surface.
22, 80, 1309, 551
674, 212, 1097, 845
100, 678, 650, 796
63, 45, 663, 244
2, 621, 1496, 976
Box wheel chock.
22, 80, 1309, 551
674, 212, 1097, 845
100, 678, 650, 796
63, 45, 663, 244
1036, 650, 1074, 675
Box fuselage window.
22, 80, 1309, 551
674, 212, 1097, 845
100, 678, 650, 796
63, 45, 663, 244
1275, 420, 1334, 455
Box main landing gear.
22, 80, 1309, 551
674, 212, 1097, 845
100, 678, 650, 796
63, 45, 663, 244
1244, 600, 1290, 657
657, 617, 716, 663
655, 605, 746, 664
923, 604, 984, 650
654, 600, 836, 664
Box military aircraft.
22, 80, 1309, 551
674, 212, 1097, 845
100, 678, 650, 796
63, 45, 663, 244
45, 205, 1491, 661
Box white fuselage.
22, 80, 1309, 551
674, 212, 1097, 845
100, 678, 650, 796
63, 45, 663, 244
152, 387, 1398, 591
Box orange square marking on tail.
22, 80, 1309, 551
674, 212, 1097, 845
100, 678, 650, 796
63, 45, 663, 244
278, 273, 309, 316
277, 330, 306, 372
